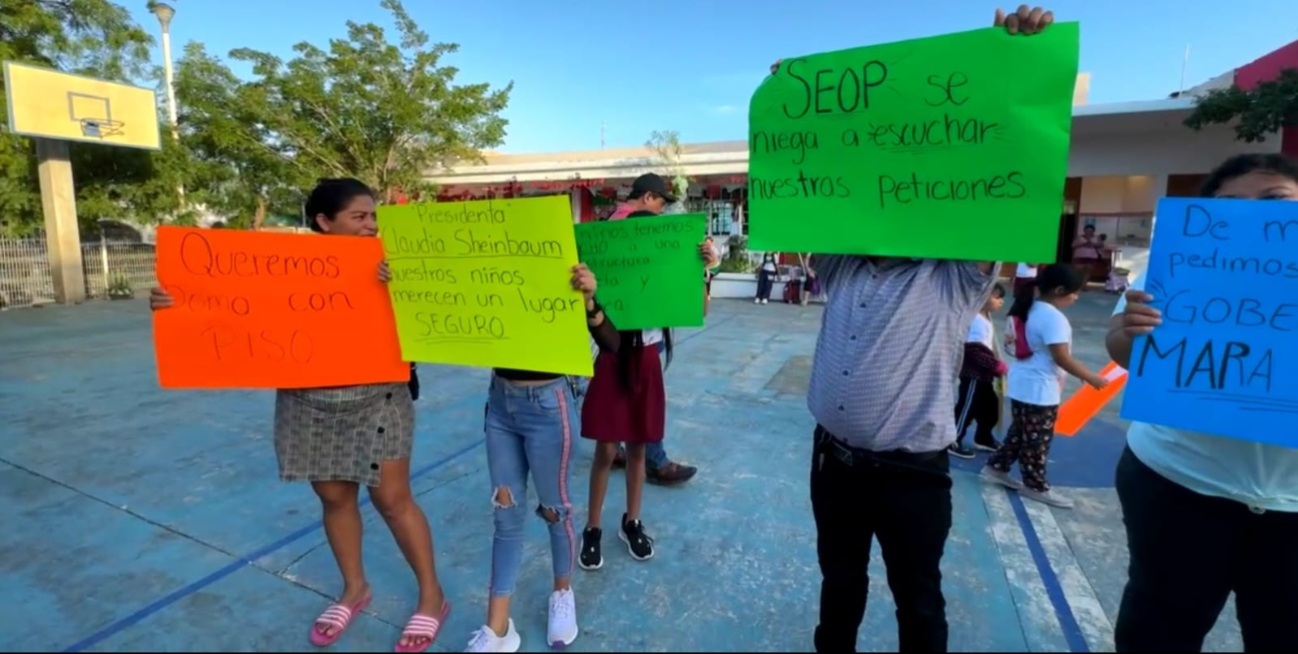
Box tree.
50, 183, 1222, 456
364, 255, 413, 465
176, 0, 512, 226
646, 129, 689, 202
1184, 68, 1298, 143
0, 0, 185, 235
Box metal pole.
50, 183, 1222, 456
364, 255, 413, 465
151, 2, 185, 205
1178, 44, 1191, 95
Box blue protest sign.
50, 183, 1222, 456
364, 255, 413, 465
1120, 197, 1298, 448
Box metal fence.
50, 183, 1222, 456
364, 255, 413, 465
0, 234, 157, 308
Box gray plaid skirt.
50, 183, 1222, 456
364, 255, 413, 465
273, 382, 415, 488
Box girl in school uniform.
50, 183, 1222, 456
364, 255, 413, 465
578, 209, 708, 570
149, 179, 450, 653
464, 263, 620, 653
982, 264, 1108, 510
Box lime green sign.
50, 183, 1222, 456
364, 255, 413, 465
747, 24, 1080, 262
575, 213, 707, 330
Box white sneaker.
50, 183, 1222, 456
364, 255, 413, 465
548, 589, 579, 648
465, 620, 521, 653
1022, 488, 1076, 510
981, 466, 1026, 491
753, 297, 761, 304
761, 299, 769, 305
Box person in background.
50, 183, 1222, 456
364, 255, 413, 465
151, 179, 450, 653
704, 235, 721, 315
605, 173, 701, 487
463, 266, 621, 653
1070, 225, 1104, 290
1013, 262, 1039, 296
982, 264, 1107, 509
775, 7, 1055, 651
950, 284, 1007, 459
1106, 153, 1298, 653
802, 264, 822, 306
755, 252, 778, 304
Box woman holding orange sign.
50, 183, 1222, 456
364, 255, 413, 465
150, 178, 451, 653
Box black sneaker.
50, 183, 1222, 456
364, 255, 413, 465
619, 515, 655, 562
974, 437, 1001, 453
948, 443, 977, 460
579, 528, 604, 571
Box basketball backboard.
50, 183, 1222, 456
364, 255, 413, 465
3, 61, 161, 150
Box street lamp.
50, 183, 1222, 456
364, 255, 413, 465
148, 1, 184, 205
148, 2, 179, 135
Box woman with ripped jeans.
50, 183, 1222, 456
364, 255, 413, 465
464, 264, 621, 653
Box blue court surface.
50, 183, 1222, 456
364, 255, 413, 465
1, 294, 1245, 652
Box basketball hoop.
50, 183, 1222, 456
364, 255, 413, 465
79, 118, 126, 139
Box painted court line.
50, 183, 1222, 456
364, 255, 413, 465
983, 484, 1072, 653
1020, 498, 1115, 652
1007, 491, 1090, 653
61, 439, 485, 653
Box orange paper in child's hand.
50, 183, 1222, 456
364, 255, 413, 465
1056, 362, 1128, 437
151, 227, 409, 389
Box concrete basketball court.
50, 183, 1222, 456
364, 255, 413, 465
0, 292, 1245, 652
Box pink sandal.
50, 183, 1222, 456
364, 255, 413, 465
309, 592, 372, 647
393, 602, 451, 653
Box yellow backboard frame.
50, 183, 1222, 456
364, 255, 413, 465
3, 61, 162, 151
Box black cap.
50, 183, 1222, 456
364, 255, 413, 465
629, 173, 677, 204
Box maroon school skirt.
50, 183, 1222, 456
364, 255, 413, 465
581, 345, 666, 444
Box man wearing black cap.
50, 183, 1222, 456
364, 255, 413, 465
604, 173, 702, 487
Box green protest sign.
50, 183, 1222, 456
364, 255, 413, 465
747, 23, 1080, 262
575, 213, 707, 330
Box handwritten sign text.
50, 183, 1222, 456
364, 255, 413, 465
575, 213, 707, 330
1121, 197, 1298, 448
152, 227, 409, 389
747, 24, 1080, 261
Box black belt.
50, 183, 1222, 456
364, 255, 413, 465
815, 425, 949, 477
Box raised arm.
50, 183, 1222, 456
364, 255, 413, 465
572, 264, 621, 353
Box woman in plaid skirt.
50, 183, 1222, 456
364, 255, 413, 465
149, 179, 448, 652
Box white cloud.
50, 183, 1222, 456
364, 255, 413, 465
711, 104, 738, 115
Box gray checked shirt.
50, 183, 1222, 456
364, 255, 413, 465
808, 256, 999, 453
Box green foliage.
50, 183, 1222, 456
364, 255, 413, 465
646, 129, 689, 199
0, 0, 512, 235
718, 235, 754, 273
1184, 69, 1298, 143
0, 0, 162, 235
176, 0, 513, 224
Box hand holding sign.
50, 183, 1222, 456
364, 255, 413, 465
749, 17, 1078, 261
575, 214, 708, 330
1121, 197, 1298, 449
151, 227, 408, 389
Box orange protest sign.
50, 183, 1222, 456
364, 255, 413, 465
1056, 362, 1128, 437
151, 226, 409, 389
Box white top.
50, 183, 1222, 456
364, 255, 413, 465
967, 313, 994, 350
1117, 276, 1298, 512
1006, 302, 1071, 406
761, 261, 777, 272
1016, 263, 1038, 278
641, 328, 664, 345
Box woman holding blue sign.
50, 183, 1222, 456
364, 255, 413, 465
1107, 153, 1298, 652
150, 178, 450, 653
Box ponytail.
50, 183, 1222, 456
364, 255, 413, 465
1007, 264, 1084, 360
1008, 278, 1037, 322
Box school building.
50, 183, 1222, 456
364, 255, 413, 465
424, 39, 1298, 275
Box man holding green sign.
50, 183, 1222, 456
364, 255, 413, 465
760, 6, 1068, 653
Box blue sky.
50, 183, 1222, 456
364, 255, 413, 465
126, 0, 1298, 154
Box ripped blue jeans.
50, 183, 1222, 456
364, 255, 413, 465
486, 375, 578, 597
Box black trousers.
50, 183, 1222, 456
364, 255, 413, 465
953, 376, 998, 446
756, 269, 774, 300
810, 427, 953, 653
1115, 448, 1298, 653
